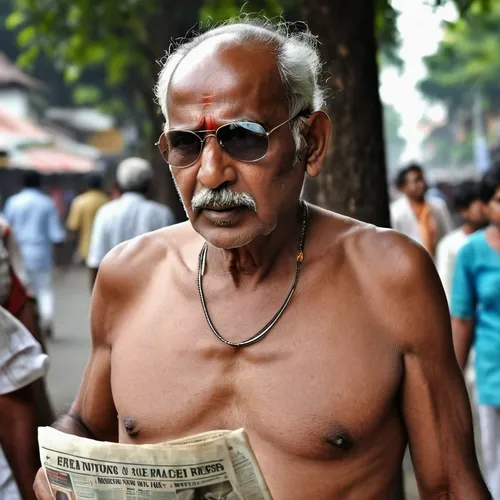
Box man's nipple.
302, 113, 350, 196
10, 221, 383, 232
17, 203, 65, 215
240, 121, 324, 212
123, 416, 140, 438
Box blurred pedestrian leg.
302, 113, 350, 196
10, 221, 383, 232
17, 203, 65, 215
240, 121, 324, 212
27, 269, 54, 337
478, 405, 500, 499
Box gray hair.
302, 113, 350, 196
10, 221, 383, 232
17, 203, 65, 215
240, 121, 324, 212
154, 18, 326, 159
116, 157, 153, 192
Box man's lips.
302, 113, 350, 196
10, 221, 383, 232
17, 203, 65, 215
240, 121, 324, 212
201, 206, 249, 221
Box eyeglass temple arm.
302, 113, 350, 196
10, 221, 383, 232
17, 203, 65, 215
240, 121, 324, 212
267, 110, 310, 135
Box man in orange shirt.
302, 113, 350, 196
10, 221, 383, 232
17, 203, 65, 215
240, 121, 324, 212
390, 163, 453, 258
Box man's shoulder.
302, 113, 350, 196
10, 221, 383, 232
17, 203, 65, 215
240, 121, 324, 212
96, 221, 198, 288
70, 192, 86, 207
5, 192, 22, 208
437, 228, 464, 251
389, 196, 407, 217
77, 190, 101, 204
35, 191, 55, 208
313, 206, 422, 277
94, 198, 121, 218
427, 195, 450, 213
318, 211, 441, 341
457, 230, 486, 258
389, 195, 405, 208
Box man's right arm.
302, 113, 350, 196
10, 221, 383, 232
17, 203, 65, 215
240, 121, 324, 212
34, 253, 121, 499
55, 256, 120, 441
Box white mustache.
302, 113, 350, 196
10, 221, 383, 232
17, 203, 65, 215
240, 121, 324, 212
191, 188, 257, 212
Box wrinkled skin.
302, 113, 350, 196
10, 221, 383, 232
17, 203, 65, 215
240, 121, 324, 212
34, 33, 489, 500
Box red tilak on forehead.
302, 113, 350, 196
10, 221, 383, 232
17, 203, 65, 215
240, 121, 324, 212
194, 114, 217, 131
197, 95, 216, 130
205, 116, 216, 130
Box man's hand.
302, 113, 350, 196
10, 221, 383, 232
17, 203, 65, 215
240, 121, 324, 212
33, 468, 52, 500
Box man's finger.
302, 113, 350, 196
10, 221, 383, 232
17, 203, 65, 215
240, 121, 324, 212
33, 468, 53, 500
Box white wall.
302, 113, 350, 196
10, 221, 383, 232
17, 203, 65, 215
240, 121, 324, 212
0, 88, 31, 118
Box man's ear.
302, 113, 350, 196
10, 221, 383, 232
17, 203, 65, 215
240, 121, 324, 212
303, 111, 331, 178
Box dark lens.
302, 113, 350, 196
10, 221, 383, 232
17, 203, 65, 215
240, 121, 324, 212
217, 122, 268, 162
165, 131, 201, 167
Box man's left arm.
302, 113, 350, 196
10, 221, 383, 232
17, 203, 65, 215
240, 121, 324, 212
391, 245, 489, 498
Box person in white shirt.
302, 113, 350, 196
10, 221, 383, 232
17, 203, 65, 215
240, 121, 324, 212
0, 305, 49, 500
87, 157, 175, 288
390, 163, 454, 258
436, 180, 488, 302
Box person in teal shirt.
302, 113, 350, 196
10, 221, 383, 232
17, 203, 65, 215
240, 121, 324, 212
452, 164, 500, 499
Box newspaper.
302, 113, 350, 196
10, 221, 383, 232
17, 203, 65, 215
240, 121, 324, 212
38, 427, 273, 500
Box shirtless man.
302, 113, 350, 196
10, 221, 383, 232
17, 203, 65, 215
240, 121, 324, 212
35, 21, 489, 499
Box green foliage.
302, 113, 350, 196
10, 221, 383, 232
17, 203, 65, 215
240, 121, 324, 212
376, 0, 402, 69
5, 0, 493, 145
5, 0, 207, 140
437, 0, 491, 15
420, 1, 500, 116
6, 0, 154, 91
200, 0, 283, 23
73, 85, 103, 106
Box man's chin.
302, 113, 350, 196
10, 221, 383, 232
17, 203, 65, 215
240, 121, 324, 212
192, 221, 263, 250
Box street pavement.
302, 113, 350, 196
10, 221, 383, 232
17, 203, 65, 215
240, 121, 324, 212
46, 267, 489, 499
47, 267, 91, 414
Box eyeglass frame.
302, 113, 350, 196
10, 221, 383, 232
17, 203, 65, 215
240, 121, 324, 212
155, 111, 308, 169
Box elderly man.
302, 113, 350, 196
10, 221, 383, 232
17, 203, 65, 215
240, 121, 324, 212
86, 157, 174, 288
34, 21, 489, 499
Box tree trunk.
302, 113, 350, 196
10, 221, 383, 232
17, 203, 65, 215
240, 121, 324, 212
302, 0, 391, 227
141, 3, 206, 221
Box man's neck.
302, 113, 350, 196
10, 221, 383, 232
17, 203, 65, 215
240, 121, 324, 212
485, 225, 500, 252
408, 196, 425, 206
206, 202, 305, 286
461, 223, 479, 236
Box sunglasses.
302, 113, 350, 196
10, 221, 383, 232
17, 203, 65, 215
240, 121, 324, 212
156, 112, 304, 168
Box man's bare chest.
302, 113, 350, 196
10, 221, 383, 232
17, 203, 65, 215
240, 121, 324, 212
109, 288, 402, 459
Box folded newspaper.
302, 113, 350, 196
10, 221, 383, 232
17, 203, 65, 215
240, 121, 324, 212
38, 427, 273, 500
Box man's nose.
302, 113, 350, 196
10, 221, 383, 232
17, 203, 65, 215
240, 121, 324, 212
196, 135, 237, 189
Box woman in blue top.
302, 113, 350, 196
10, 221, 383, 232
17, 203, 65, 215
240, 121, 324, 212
452, 165, 500, 498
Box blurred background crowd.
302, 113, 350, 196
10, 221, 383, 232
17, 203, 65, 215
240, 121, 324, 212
1, 0, 500, 498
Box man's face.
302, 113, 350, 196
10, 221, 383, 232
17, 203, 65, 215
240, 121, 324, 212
486, 186, 500, 228
461, 199, 487, 228
165, 37, 306, 249
402, 169, 427, 202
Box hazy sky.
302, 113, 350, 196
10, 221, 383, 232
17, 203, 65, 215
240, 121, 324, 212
379, 0, 458, 161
